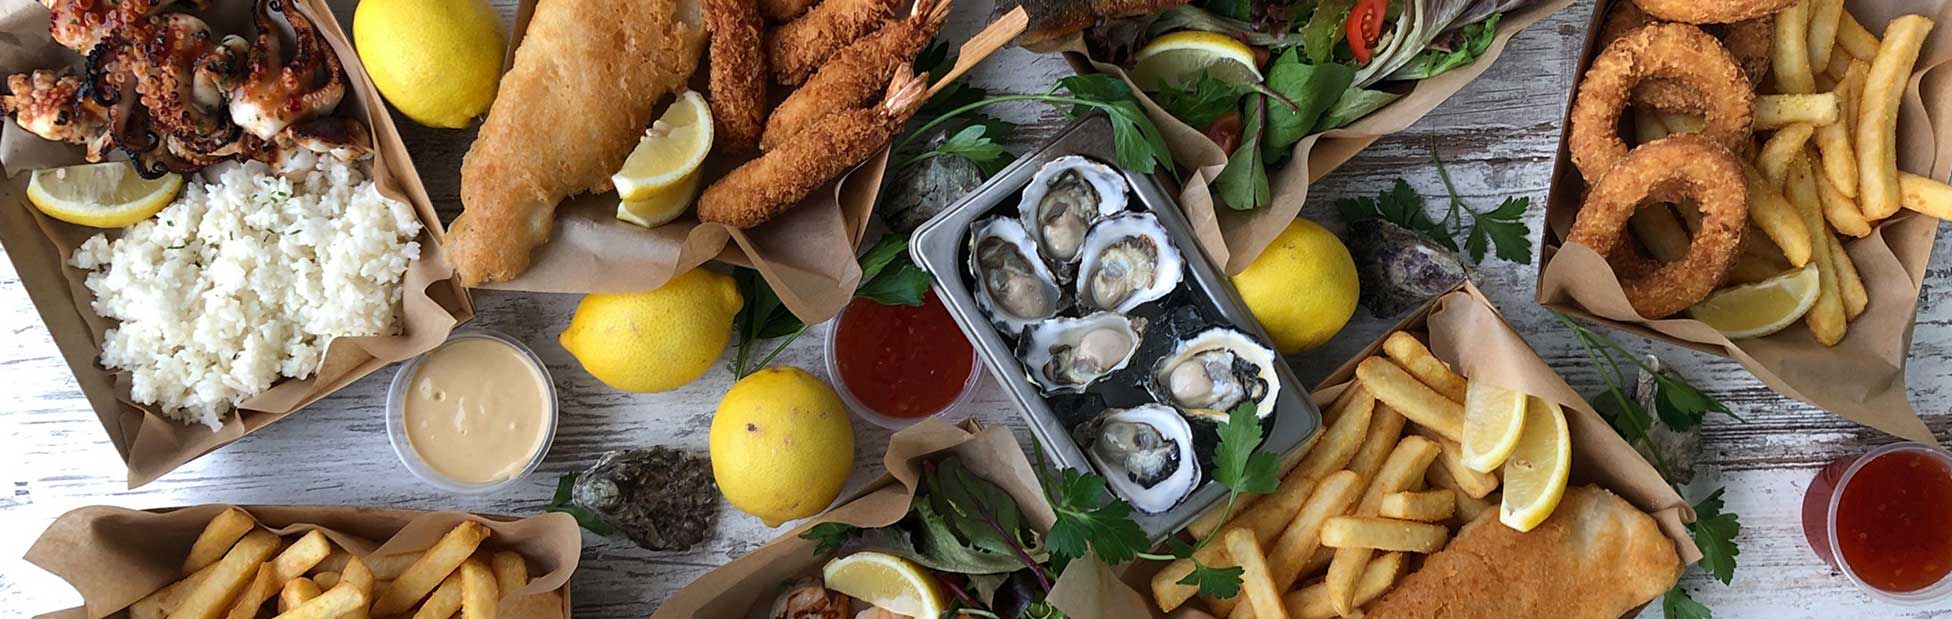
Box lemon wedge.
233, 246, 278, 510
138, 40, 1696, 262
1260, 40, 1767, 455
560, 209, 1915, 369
617, 169, 700, 228
1461, 380, 1527, 473
1688, 263, 1820, 339
1500, 397, 1570, 532
821, 552, 947, 619
27, 163, 183, 228
1131, 31, 1264, 91
612, 90, 713, 202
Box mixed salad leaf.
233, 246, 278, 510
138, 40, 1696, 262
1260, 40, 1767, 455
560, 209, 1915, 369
1125, 0, 1534, 209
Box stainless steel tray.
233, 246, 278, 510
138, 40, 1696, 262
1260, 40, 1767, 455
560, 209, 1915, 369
909, 115, 1321, 538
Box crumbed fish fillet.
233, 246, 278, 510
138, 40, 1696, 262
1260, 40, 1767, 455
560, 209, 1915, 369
1365, 485, 1682, 619
447, 0, 705, 286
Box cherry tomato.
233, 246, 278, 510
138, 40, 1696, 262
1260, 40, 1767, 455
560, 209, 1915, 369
1204, 110, 1243, 154
1347, 0, 1388, 64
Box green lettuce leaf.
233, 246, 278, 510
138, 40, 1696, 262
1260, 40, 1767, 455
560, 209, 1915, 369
1262, 49, 1357, 163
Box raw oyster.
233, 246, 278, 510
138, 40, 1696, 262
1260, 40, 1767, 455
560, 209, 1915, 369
969, 216, 1063, 334
1018, 312, 1144, 394
1349, 218, 1467, 318
1018, 155, 1127, 276
563, 447, 718, 551
1076, 404, 1201, 513
1151, 327, 1280, 421
1075, 212, 1184, 313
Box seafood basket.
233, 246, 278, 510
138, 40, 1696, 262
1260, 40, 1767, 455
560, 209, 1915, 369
909, 115, 1321, 538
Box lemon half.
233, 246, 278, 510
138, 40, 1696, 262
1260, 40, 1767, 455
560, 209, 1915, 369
27, 163, 182, 228
1131, 31, 1264, 91
1688, 264, 1820, 339
1460, 381, 1528, 473
821, 552, 948, 619
1499, 398, 1571, 532
612, 91, 714, 202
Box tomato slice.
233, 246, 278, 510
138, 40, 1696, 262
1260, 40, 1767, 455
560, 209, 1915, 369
1347, 0, 1388, 64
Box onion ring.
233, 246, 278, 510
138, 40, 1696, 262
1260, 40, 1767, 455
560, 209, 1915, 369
1569, 23, 1754, 182
1568, 134, 1749, 318
1600, 2, 1772, 100
1631, 0, 1795, 25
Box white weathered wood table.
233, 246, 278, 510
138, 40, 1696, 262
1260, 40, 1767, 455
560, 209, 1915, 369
5, 0, 1952, 617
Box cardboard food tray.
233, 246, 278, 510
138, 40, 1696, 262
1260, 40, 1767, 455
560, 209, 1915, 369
1120, 281, 1699, 617
24, 505, 579, 619
652, 420, 1156, 619
1043, 0, 1572, 275
477, 0, 1018, 325
1535, 0, 1952, 444
0, 0, 473, 488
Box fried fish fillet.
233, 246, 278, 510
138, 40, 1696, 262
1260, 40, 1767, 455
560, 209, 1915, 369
447, 0, 706, 286
1365, 485, 1682, 619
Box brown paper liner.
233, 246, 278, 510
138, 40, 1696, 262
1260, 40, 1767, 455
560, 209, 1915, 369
25, 506, 580, 619
1051, 0, 1574, 274
1537, 0, 1952, 444
0, 0, 472, 487
1115, 282, 1697, 617
471, 0, 1024, 324
651, 420, 1157, 619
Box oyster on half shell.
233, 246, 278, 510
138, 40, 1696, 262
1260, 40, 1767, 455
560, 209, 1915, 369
1018, 312, 1144, 394
1076, 212, 1184, 313
1076, 404, 1201, 514
968, 216, 1063, 335
1019, 155, 1128, 278
1151, 327, 1281, 421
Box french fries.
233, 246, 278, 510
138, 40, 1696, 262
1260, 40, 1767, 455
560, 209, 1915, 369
185, 508, 257, 573
1354, 358, 1462, 443
1378, 490, 1454, 522
1813, 149, 1870, 236
1224, 528, 1288, 619
1773, 0, 1817, 94
124, 512, 539, 619
1628, 206, 1691, 262
1899, 172, 1952, 219
1789, 153, 1849, 345
1837, 10, 1881, 61
1759, 123, 1817, 186
1320, 517, 1449, 553
278, 578, 321, 614
373, 520, 492, 615
1857, 16, 1936, 220
1744, 163, 1815, 267
1152, 331, 1568, 617
1754, 93, 1839, 130
1830, 233, 1869, 319
1380, 332, 1466, 404
492, 550, 530, 596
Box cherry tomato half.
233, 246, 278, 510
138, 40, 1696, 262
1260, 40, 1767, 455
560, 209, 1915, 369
1347, 0, 1388, 64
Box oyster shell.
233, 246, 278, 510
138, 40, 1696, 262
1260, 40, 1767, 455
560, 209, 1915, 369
1018, 155, 1127, 277
969, 216, 1063, 334
1151, 327, 1280, 421
1076, 404, 1201, 514
1075, 212, 1184, 313
567, 447, 719, 551
1018, 312, 1144, 394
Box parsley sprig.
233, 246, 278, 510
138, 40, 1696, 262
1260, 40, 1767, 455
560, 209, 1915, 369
1040, 402, 1279, 599
1554, 312, 1743, 619
895, 74, 1178, 179
1337, 149, 1533, 264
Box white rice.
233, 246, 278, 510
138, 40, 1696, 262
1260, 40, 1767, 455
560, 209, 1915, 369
70, 153, 423, 429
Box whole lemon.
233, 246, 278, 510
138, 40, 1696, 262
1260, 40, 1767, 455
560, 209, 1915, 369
560, 268, 743, 393
710, 367, 856, 527
353, 0, 505, 128
1233, 217, 1359, 353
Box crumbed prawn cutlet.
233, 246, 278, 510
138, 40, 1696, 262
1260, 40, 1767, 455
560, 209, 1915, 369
698, 69, 929, 229
762, 0, 951, 150
706, 0, 767, 153
760, 0, 822, 22
447, 0, 705, 286
767, 0, 900, 85
1366, 486, 1683, 619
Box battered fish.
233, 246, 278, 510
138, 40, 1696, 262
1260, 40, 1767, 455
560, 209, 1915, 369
1365, 485, 1682, 619
447, 0, 706, 286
